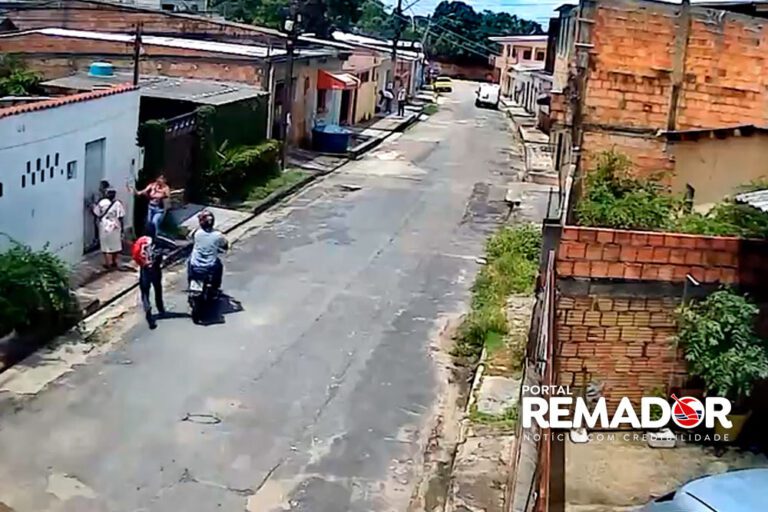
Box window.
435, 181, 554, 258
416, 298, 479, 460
317, 89, 328, 113
0, 182, 3, 198
523, 49, 532, 60
39, 168, 45, 183
55, 153, 60, 166
536, 50, 545, 61
21, 175, 26, 188
360, 71, 370, 83
46, 155, 50, 167
36, 158, 41, 171
66, 161, 77, 180
512, 48, 517, 59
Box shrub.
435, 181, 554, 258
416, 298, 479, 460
677, 290, 768, 402
201, 140, 281, 200
674, 201, 768, 239
454, 225, 542, 359
0, 242, 79, 338
575, 150, 678, 231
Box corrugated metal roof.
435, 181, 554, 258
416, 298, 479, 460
735, 189, 768, 212
0, 84, 137, 119
42, 73, 266, 106
331, 31, 423, 60
36, 27, 280, 58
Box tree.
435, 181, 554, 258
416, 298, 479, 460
0, 55, 40, 96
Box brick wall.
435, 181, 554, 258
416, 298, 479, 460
565, 0, 768, 178
555, 225, 768, 410
556, 226, 768, 286
557, 292, 687, 410
0, 33, 265, 85
3, 0, 282, 45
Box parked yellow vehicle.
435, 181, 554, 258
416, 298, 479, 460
434, 76, 453, 93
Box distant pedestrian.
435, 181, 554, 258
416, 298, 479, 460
397, 87, 407, 116
134, 174, 170, 235
92, 188, 125, 269
383, 86, 394, 114
132, 223, 171, 329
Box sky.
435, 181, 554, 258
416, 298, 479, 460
399, 0, 566, 26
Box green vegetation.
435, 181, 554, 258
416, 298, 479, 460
423, 104, 439, 116
576, 150, 768, 238
209, 0, 542, 65
0, 241, 79, 339
0, 55, 41, 96
201, 140, 281, 201
677, 290, 768, 404
453, 225, 541, 359
469, 402, 519, 429
246, 169, 308, 202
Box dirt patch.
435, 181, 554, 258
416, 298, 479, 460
485, 296, 533, 378
567, 435, 768, 508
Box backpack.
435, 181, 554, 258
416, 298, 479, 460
132, 236, 154, 268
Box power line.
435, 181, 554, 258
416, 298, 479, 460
394, 11, 501, 57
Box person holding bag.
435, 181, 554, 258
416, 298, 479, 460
92, 188, 125, 269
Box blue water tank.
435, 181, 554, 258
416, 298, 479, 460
88, 62, 114, 77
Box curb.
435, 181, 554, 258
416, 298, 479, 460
348, 108, 424, 160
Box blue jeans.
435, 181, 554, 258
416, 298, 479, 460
147, 204, 165, 234
139, 266, 164, 314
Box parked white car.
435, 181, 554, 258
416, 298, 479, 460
475, 83, 500, 109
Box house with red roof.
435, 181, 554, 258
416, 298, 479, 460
0, 85, 141, 264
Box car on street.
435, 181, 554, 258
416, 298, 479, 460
641, 468, 768, 511
434, 76, 453, 93
475, 83, 500, 109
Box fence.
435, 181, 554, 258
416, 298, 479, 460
508, 250, 556, 512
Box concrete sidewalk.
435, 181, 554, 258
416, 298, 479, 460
500, 97, 558, 187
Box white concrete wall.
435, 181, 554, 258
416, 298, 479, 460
0, 90, 141, 266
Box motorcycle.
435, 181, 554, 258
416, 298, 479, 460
188, 268, 219, 324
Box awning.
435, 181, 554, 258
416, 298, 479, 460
317, 70, 359, 90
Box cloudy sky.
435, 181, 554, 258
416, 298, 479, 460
401, 0, 567, 26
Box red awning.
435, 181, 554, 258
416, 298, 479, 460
317, 70, 360, 90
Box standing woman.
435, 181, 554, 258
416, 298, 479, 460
92, 188, 125, 269
136, 175, 170, 235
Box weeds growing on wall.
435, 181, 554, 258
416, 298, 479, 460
453, 225, 542, 360
576, 150, 768, 238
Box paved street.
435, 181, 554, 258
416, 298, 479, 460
0, 82, 548, 512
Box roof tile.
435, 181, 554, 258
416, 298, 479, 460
0, 84, 138, 120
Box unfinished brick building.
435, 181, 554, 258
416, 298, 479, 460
550, 0, 768, 204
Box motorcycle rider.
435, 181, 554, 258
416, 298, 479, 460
188, 210, 228, 292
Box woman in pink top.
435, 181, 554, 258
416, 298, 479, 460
136, 175, 170, 234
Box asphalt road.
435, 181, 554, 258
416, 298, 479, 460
0, 82, 550, 512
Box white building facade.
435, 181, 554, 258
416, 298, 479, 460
0, 86, 141, 265
490, 35, 549, 97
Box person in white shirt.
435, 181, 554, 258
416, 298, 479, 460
397, 87, 407, 116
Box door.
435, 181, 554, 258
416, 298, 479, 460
340, 90, 351, 125
83, 138, 106, 253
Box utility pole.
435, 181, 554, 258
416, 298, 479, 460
132, 22, 143, 86
279, 1, 301, 170
392, 0, 403, 89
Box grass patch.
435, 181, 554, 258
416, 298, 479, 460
246, 169, 308, 202
469, 402, 519, 429
453, 225, 542, 360
484, 330, 505, 355
423, 104, 439, 116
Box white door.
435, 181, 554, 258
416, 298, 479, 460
83, 138, 106, 253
